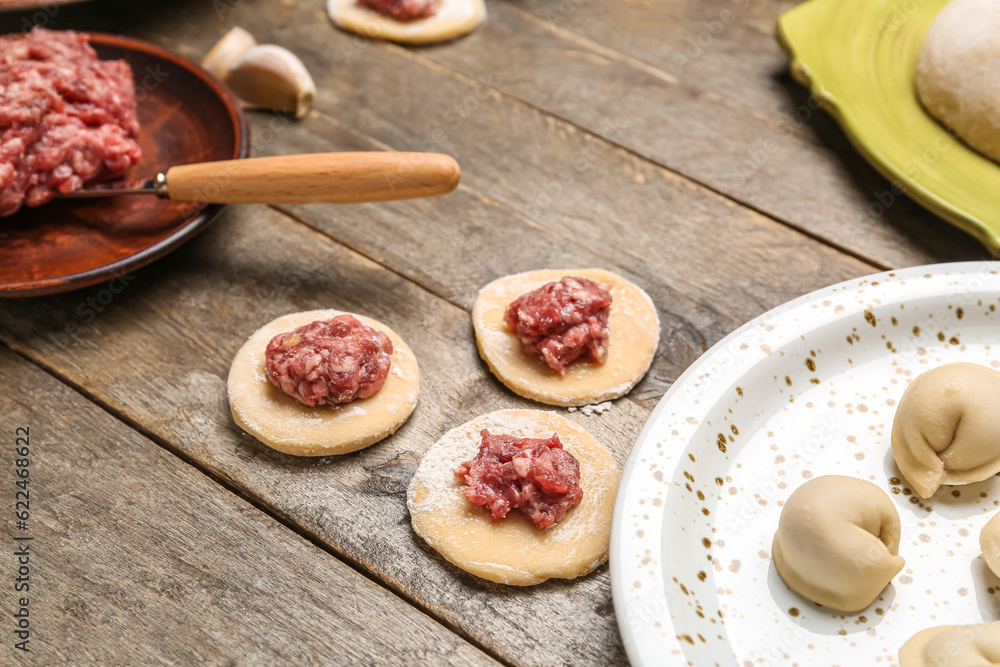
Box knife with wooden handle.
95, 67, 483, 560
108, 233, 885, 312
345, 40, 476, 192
60, 152, 461, 204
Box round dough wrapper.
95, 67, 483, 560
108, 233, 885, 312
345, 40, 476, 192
407, 409, 620, 586
899, 622, 1000, 667
228, 309, 420, 456
891, 362, 1000, 499
328, 0, 485, 45
982, 511, 1000, 578
473, 269, 660, 407
916, 0, 1000, 162
772, 475, 904, 613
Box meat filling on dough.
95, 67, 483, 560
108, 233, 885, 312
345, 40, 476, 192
264, 314, 393, 407
357, 0, 437, 21
503, 276, 612, 376
454, 430, 584, 529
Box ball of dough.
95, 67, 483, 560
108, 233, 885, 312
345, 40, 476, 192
916, 0, 1000, 163
899, 622, 1000, 667
407, 409, 619, 586
328, 0, 485, 45
981, 511, 1000, 578
772, 475, 905, 613
472, 269, 660, 407
228, 309, 420, 456
891, 362, 1000, 499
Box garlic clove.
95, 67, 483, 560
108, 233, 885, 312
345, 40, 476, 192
201, 27, 258, 80
224, 45, 317, 119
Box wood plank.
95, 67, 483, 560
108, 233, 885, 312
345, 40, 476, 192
407, 0, 990, 268
0, 205, 652, 666
0, 346, 500, 666
508, 0, 799, 120
4, 0, 879, 411
2, 1, 905, 277
88, 0, 876, 361
80, 0, 972, 268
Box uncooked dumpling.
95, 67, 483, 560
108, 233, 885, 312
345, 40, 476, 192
891, 362, 1000, 499
473, 269, 660, 407
900, 622, 1000, 666
772, 475, 904, 613
982, 511, 1000, 578
407, 409, 619, 586
228, 309, 420, 456
916, 0, 1000, 162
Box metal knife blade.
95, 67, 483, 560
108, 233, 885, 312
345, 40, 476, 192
55, 177, 159, 199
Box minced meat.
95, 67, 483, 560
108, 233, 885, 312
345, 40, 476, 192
357, 0, 438, 22
454, 429, 584, 530
503, 276, 613, 376
0, 27, 142, 216
265, 315, 393, 407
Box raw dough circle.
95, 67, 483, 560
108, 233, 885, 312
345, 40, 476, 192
228, 309, 420, 456
472, 268, 660, 407
916, 0, 1000, 162
407, 409, 620, 586
328, 0, 485, 45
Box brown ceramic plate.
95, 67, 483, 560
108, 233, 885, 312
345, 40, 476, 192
0, 32, 249, 297
0, 0, 89, 11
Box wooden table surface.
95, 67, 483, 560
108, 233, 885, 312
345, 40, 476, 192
0, 0, 992, 664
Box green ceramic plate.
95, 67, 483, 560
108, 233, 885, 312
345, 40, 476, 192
777, 0, 1000, 256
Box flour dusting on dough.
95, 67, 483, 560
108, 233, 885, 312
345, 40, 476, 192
568, 401, 613, 416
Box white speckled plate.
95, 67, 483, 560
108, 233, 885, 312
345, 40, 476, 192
612, 261, 1000, 666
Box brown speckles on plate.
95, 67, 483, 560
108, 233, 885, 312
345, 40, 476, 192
615, 266, 1000, 663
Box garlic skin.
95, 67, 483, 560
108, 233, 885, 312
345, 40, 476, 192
224, 45, 317, 119
201, 27, 257, 80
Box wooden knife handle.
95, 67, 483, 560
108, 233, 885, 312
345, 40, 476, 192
164, 152, 460, 204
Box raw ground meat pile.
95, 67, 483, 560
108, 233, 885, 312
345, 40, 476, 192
265, 315, 394, 407
357, 0, 438, 21
0, 27, 142, 216
503, 276, 613, 376
454, 429, 584, 530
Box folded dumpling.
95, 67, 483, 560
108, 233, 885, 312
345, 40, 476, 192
772, 475, 904, 613
900, 622, 1000, 666
982, 512, 1000, 578
891, 363, 1000, 499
